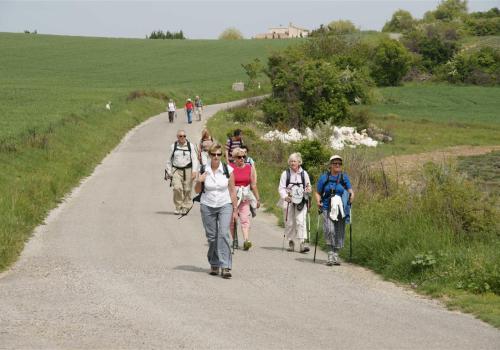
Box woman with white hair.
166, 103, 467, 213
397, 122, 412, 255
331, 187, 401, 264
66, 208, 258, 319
278, 153, 312, 253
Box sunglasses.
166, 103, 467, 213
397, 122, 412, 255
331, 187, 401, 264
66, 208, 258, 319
210, 152, 222, 157
177, 135, 186, 138
235, 155, 246, 159
331, 162, 342, 166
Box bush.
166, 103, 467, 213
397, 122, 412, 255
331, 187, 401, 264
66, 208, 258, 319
294, 139, 331, 182
347, 108, 373, 130
441, 47, 500, 85
371, 38, 412, 86
382, 9, 416, 33
219, 27, 244, 40
403, 23, 460, 71
327, 20, 358, 35
231, 107, 255, 123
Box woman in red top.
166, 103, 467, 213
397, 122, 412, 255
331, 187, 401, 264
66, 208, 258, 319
229, 147, 260, 250
185, 98, 194, 124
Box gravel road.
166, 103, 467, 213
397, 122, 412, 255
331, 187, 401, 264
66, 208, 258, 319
1, 100, 498, 349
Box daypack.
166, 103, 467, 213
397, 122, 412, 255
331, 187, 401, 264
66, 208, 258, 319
192, 162, 230, 202
171, 141, 193, 169
319, 172, 347, 201
228, 137, 244, 157
285, 168, 306, 189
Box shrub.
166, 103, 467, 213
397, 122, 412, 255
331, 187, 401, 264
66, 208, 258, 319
371, 38, 412, 86
219, 27, 244, 40
382, 9, 416, 33
294, 139, 331, 182
327, 20, 358, 35
347, 108, 373, 130
231, 107, 255, 123
441, 47, 500, 85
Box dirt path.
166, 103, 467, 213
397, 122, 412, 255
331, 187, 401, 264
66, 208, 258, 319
376, 145, 500, 178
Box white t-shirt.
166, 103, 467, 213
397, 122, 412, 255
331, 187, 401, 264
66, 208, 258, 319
167, 102, 176, 112
200, 163, 234, 208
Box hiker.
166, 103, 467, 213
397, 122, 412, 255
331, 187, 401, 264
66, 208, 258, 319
195, 143, 238, 279
240, 145, 255, 167
165, 130, 199, 215
229, 147, 260, 250
198, 128, 214, 167
314, 155, 355, 266
278, 152, 312, 253
185, 98, 194, 124
194, 95, 203, 121
167, 99, 176, 123
225, 129, 244, 163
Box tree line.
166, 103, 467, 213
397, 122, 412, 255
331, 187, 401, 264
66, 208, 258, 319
147, 30, 185, 40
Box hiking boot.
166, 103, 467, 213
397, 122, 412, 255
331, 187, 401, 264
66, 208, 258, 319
326, 251, 334, 266
299, 242, 310, 253
287, 240, 295, 252
333, 252, 341, 266
243, 240, 252, 251
174, 208, 181, 215
180, 208, 188, 215
209, 266, 219, 276
221, 268, 232, 279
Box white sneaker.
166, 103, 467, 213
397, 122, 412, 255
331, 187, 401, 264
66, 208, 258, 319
333, 252, 341, 265
180, 208, 188, 215
174, 209, 180, 215
326, 251, 334, 266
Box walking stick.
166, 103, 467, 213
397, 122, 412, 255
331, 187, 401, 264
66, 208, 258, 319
349, 202, 353, 260
232, 219, 238, 253
313, 209, 321, 263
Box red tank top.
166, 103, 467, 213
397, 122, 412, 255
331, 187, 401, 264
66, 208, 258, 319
232, 163, 251, 187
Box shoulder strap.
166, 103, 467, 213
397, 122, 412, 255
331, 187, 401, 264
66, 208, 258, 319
320, 172, 332, 199
301, 170, 305, 188
171, 141, 178, 163
286, 168, 291, 187
222, 162, 230, 178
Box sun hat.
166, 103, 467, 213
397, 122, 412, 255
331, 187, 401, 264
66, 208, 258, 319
329, 155, 342, 162
187, 98, 192, 101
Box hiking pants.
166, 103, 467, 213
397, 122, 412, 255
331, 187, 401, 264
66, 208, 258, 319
195, 107, 203, 121
200, 203, 233, 269
172, 167, 193, 210
283, 202, 307, 244
168, 111, 175, 122
321, 209, 346, 252
186, 109, 193, 123
230, 200, 251, 241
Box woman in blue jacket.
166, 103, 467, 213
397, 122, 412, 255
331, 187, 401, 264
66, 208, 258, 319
314, 155, 355, 266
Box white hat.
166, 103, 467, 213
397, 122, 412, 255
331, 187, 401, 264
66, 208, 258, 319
187, 98, 192, 101
329, 155, 342, 162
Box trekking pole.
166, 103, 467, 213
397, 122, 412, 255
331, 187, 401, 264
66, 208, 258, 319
232, 219, 238, 253
349, 202, 353, 261
313, 209, 321, 263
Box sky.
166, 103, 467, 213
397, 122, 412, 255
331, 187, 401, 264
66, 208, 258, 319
0, 1, 498, 39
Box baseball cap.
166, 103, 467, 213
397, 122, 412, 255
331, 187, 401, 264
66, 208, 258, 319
329, 155, 342, 162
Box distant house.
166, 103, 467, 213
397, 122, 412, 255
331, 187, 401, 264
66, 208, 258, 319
254, 22, 309, 39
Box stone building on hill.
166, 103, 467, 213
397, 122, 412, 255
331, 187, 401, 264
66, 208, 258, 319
254, 22, 309, 39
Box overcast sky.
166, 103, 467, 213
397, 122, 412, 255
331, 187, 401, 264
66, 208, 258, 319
0, 1, 497, 39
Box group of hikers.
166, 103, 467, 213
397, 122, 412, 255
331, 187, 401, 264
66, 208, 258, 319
166, 96, 204, 124
165, 126, 354, 279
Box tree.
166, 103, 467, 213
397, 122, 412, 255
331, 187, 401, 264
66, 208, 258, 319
327, 20, 358, 35
424, 0, 468, 22
382, 9, 415, 33
219, 27, 244, 40
241, 58, 263, 87
371, 38, 411, 86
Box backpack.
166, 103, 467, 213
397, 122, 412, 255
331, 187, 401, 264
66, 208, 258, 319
228, 137, 244, 156
285, 168, 306, 189
171, 141, 192, 169
192, 162, 230, 202
319, 172, 347, 201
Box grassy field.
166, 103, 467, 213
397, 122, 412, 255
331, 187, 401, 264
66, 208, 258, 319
207, 83, 500, 327
0, 33, 292, 141
0, 33, 294, 270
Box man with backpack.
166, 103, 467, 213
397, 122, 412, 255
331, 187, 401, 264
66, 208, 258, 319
225, 129, 244, 163
194, 95, 203, 121
315, 155, 355, 266
165, 130, 199, 215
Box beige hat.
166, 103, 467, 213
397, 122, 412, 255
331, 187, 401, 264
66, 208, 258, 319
329, 155, 342, 162
187, 98, 192, 102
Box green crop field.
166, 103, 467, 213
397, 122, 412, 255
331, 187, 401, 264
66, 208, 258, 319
0, 33, 293, 141
0, 33, 294, 270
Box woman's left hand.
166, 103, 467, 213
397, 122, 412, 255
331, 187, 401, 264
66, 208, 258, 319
256, 200, 261, 209
232, 211, 238, 222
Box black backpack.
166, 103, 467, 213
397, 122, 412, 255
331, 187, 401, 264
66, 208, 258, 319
285, 168, 306, 189
192, 162, 230, 202
171, 141, 192, 169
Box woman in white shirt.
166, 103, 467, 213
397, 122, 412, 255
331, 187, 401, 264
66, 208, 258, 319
278, 153, 312, 253
195, 143, 238, 279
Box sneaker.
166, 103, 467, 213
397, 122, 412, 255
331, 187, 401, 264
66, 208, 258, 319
287, 240, 295, 252
243, 240, 252, 251
333, 252, 341, 265
180, 208, 188, 215
174, 209, 181, 215
326, 251, 334, 266
299, 242, 310, 253
221, 268, 232, 279
209, 266, 219, 276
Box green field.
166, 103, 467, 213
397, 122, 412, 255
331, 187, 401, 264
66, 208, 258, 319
0, 33, 292, 141
0, 33, 293, 270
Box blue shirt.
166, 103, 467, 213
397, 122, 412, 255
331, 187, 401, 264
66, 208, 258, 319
316, 173, 352, 210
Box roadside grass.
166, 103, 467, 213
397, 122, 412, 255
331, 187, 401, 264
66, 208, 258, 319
458, 151, 500, 196
207, 90, 500, 328
0, 33, 294, 270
